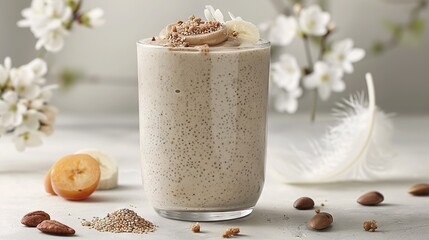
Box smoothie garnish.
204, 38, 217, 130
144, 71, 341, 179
158, 5, 260, 47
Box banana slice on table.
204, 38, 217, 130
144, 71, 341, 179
225, 19, 260, 43
75, 149, 118, 190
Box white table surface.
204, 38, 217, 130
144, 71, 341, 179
1, 114, 428, 239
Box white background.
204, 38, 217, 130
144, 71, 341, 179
0, 0, 428, 116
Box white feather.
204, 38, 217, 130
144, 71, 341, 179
275, 73, 395, 183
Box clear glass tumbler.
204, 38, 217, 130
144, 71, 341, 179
137, 39, 270, 221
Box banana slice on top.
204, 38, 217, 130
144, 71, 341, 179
225, 19, 260, 43
75, 149, 118, 190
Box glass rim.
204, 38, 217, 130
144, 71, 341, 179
136, 38, 270, 51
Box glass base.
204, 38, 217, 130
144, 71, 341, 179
155, 208, 253, 222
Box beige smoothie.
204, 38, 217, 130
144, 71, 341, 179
137, 11, 270, 220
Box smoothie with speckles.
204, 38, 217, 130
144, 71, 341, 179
137, 9, 270, 221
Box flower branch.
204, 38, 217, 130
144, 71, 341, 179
261, 3, 365, 121
18, 0, 105, 53
372, 0, 427, 55
1, 0, 105, 151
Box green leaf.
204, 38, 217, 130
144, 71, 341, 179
371, 41, 385, 55
66, 0, 79, 12
58, 68, 83, 90
409, 18, 425, 36
79, 15, 91, 27
384, 20, 403, 39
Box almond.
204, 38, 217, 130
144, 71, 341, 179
21, 211, 50, 227
293, 197, 315, 210
357, 191, 384, 206
308, 211, 333, 230
37, 220, 75, 236
408, 183, 429, 196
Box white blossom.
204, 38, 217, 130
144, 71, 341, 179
18, 0, 72, 35
22, 110, 45, 130
10, 66, 41, 100
0, 57, 12, 87
204, 5, 225, 23
0, 56, 57, 151
261, 15, 297, 46
35, 27, 69, 52
81, 8, 105, 27
272, 54, 301, 91
18, 0, 53, 32
303, 61, 345, 100
27, 58, 48, 84
13, 127, 43, 152
299, 5, 330, 36
275, 88, 303, 113
18, 0, 72, 52
324, 38, 366, 73
0, 91, 27, 128
30, 85, 58, 110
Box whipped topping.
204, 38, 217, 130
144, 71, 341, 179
159, 16, 228, 47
